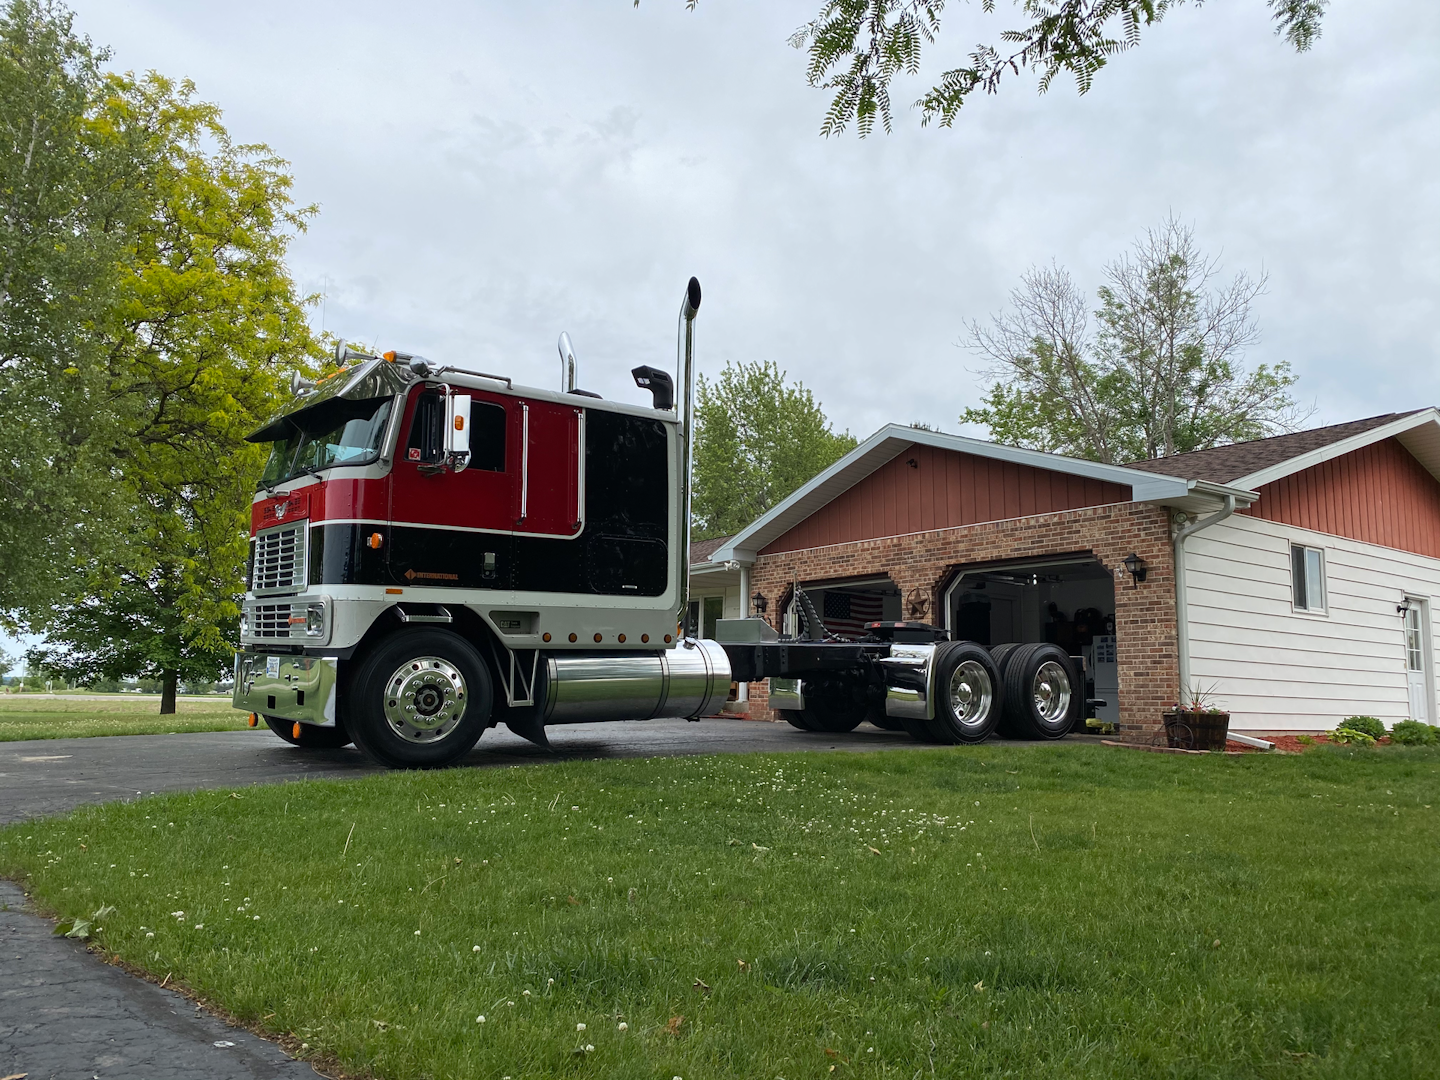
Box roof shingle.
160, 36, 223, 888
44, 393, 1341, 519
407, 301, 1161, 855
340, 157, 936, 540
1122, 412, 1424, 484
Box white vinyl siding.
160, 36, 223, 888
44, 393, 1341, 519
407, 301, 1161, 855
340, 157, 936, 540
1184, 515, 1440, 730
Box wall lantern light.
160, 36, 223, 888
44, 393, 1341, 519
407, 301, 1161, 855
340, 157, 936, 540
1398, 597, 1413, 616
1122, 553, 1149, 588
751, 591, 768, 615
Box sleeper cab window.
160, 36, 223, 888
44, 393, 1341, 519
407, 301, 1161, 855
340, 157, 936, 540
405, 392, 507, 471
1290, 543, 1326, 613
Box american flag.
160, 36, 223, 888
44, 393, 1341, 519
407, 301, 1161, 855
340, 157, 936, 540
822, 590, 886, 640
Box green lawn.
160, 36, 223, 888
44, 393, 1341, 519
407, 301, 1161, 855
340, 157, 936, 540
3, 743, 1438, 1079
0, 693, 249, 741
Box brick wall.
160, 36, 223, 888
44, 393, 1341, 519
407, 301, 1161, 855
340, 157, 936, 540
745, 502, 1177, 737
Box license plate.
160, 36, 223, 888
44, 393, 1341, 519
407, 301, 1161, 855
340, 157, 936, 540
265, 656, 280, 677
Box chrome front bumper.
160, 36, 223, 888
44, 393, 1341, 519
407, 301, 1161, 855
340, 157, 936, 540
233, 652, 340, 727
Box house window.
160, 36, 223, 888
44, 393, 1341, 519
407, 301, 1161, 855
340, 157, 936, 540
1291, 544, 1326, 612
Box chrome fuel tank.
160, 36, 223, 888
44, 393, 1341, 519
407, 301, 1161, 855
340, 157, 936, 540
542, 638, 731, 723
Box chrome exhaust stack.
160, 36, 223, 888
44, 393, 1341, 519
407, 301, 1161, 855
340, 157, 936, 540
557, 332, 578, 393
675, 276, 702, 630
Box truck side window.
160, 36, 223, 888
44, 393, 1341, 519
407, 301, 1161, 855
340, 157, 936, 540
405, 392, 444, 463
470, 401, 506, 471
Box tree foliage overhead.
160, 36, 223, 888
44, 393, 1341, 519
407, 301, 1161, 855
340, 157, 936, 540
0, 0, 128, 611
3, 0, 319, 710
649, 1, 1327, 135
960, 217, 1305, 464
692, 359, 857, 540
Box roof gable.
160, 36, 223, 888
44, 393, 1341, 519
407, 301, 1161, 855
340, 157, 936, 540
710, 424, 1250, 564
1123, 409, 1439, 487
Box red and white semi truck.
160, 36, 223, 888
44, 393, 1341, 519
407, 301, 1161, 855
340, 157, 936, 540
233, 278, 1084, 767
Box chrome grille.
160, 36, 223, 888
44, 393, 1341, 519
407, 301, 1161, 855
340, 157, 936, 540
254, 521, 306, 595
251, 603, 296, 639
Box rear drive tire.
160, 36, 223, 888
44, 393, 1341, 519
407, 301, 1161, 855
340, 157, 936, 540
801, 696, 866, 733
1000, 643, 1077, 740
778, 709, 813, 731
926, 641, 1002, 745
263, 714, 353, 749
866, 704, 904, 731
346, 629, 493, 768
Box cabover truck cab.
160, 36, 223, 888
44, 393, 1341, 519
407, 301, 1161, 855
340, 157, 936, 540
234, 277, 1086, 768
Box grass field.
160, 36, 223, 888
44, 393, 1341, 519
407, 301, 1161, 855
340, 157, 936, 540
3, 742, 1438, 1079
0, 693, 249, 741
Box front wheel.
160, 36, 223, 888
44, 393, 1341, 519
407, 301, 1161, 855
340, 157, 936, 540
263, 714, 353, 749
346, 629, 494, 768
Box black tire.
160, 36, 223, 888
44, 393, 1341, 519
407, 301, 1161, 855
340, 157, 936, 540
1000, 643, 1078, 740
926, 641, 1002, 745
346, 629, 494, 768
778, 709, 814, 731
801, 696, 866, 733
263, 714, 353, 749
866, 704, 904, 731
899, 713, 943, 743
989, 643, 1023, 674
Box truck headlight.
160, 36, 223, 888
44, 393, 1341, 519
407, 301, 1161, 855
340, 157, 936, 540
305, 601, 327, 637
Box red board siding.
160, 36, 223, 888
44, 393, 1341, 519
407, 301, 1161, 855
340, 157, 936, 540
760, 444, 1132, 554
1241, 437, 1440, 558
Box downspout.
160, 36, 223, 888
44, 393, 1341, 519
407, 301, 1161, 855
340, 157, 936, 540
737, 562, 751, 702
1173, 492, 1237, 701
675, 277, 702, 636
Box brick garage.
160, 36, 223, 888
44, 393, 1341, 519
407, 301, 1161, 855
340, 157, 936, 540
705, 424, 1261, 737
744, 501, 1178, 735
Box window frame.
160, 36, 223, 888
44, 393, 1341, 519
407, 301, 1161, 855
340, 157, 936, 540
1290, 542, 1328, 615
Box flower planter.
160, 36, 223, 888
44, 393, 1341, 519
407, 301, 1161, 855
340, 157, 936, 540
1163, 709, 1231, 751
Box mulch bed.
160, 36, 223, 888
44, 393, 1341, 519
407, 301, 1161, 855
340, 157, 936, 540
1104, 733, 1393, 755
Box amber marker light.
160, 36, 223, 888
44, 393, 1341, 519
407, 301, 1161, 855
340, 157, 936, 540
641, 634, 649, 643
382, 350, 397, 362
367, 532, 384, 549
594, 633, 603, 643
664, 634, 672, 643
542, 632, 552, 642
248, 712, 258, 728
386, 588, 403, 595
454, 415, 465, 430
617, 633, 626, 643
568, 633, 577, 643
292, 722, 302, 739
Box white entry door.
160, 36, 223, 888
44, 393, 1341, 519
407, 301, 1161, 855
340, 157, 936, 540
1404, 600, 1432, 723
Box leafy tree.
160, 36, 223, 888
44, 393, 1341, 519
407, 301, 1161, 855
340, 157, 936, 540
30, 70, 319, 713
692, 359, 857, 539
0, 0, 130, 613
650, 1, 1326, 135
960, 217, 1304, 463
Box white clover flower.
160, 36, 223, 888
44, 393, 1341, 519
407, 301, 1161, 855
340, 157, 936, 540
145, 932, 154, 939
617, 1021, 628, 1031
585, 1044, 594, 1052
414, 930, 421, 936
472, 945, 482, 953
476, 1015, 486, 1023
194, 924, 203, 930
522, 990, 531, 997
576, 1022, 586, 1031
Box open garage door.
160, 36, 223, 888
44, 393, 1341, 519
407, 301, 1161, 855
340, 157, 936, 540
783, 576, 902, 641
942, 556, 1118, 724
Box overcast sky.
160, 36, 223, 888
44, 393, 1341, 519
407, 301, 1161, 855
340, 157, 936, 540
5, 0, 1438, 663
71, 0, 1440, 434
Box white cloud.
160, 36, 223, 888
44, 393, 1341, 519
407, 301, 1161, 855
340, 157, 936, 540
71, 0, 1439, 442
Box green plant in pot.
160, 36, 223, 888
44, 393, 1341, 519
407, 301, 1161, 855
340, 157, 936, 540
1162, 683, 1230, 751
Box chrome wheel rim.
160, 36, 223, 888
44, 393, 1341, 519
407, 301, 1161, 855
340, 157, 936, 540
383, 656, 467, 743
1033, 661, 1071, 724
948, 660, 993, 730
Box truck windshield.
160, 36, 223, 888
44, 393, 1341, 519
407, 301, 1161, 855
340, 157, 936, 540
258, 396, 393, 489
